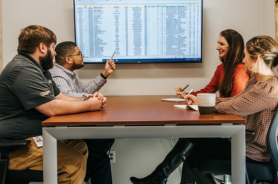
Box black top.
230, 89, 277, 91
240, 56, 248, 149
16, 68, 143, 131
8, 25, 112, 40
0, 51, 60, 140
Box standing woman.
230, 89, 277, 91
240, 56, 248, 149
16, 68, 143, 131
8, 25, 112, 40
176, 29, 249, 98
130, 29, 249, 184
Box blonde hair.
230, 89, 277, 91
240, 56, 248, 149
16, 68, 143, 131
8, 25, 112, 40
246, 36, 278, 73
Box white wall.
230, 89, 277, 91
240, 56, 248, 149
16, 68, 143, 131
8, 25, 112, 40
2, 0, 275, 96
2, 0, 275, 184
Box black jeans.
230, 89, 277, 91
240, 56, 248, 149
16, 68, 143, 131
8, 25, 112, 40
180, 138, 262, 183
184, 138, 261, 168
185, 138, 232, 169
83, 139, 115, 184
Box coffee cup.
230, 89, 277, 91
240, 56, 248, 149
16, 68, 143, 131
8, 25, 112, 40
197, 93, 216, 115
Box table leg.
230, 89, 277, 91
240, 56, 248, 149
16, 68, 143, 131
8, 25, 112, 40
231, 126, 245, 184
42, 125, 245, 184
43, 128, 58, 184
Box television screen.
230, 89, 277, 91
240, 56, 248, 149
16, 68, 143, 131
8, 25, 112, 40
74, 0, 203, 63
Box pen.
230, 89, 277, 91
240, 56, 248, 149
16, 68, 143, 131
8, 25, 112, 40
110, 50, 116, 60
185, 89, 193, 103
109, 51, 116, 64
176, 84, 189, 97
187, 89, 193, 95
181, 84, 189, 92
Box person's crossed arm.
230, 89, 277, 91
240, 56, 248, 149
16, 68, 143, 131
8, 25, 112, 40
35, 92, 106, 116
84, 92, 107, 109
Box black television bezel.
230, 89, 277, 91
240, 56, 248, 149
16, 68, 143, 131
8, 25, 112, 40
73, 0, 203, 64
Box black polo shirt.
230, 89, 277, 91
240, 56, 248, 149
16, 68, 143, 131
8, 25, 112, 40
0, 51, 60, 140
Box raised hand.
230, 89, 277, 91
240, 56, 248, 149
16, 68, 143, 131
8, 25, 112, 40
102, 59, 116, 78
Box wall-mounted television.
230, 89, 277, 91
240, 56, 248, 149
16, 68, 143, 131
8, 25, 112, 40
74, 0, 203, 63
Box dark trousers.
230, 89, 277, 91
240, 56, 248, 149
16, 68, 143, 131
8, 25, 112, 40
83, 139, 115, 184
184, 138, 261, 168
186, 138, 232, 169
181, 138, 262, 182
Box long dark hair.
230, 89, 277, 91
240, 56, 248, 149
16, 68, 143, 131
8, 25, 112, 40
218, 29, 244, 97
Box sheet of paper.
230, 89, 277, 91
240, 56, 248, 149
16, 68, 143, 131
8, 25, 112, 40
174, 105, 187, 109
187, 105, 199, 111
161, 98, 186, 102
174, 105, 199, 111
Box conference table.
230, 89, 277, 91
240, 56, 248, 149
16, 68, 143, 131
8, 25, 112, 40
42, 95, 246, 184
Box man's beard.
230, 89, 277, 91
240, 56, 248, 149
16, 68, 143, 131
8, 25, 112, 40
72, 59, 84, 70
39, 50, 53, 70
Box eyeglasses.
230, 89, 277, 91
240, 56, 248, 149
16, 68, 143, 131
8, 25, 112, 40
66, 51, 83, 59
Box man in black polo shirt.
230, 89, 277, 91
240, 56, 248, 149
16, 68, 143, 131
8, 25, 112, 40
0, 25, 107, 184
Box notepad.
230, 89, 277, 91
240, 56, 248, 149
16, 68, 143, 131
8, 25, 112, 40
161, 98, 186, 102
174, 105, 199, 111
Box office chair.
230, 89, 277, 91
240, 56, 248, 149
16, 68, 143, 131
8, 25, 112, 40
199, 110, 278, 184
0, 139, 43, 184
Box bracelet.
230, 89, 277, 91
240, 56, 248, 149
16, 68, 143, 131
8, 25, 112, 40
100, 72, 107, 79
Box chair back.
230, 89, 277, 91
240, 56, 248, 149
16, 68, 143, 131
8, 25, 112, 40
267, 108, 278, 170
0, 140, 43, 184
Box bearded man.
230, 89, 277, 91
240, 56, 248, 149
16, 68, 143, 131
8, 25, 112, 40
0, 25, 107, 184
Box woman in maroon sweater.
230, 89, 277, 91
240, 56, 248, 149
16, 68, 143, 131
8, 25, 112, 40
176, 29, 249, 98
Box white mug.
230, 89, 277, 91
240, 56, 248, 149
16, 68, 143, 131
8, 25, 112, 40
197, 93, 216, 115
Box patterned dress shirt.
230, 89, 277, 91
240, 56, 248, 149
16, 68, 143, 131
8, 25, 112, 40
49, 63, 106, 98
215, 76, 278, 162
